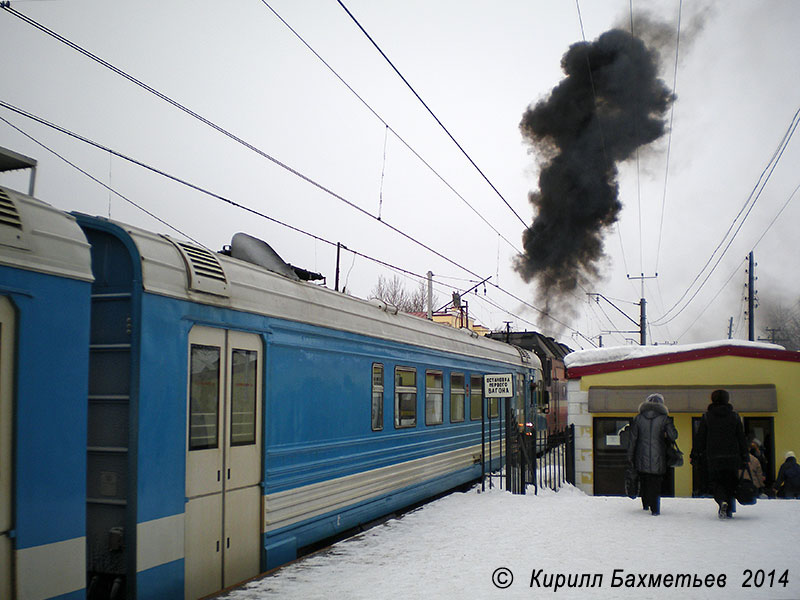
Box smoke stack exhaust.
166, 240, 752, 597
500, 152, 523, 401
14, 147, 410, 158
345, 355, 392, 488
516, 28, 674, 316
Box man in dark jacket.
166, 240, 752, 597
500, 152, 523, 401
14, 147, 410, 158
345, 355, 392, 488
774, 451, 800, 499
691, 389, 748, 519
627, 393, 678, 516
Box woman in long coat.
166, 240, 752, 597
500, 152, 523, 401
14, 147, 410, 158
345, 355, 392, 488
627, 393, 678, 516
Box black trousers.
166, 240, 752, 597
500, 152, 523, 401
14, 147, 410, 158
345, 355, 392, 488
639, 472, 663, 514
709, 468, 738, 514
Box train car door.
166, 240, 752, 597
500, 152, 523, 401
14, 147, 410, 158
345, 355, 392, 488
184, 327, 262, 600
0, 297, 14, 599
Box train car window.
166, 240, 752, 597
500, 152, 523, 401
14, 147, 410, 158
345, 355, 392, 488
425, 370, 443, 426
394, 367, 417, 428
230, 349, 257, 446
470, 375, 483, 421
537, 379, 550, 414
450, 373, 465, 423
189, 344, 221, 450
371, 363, 384, 431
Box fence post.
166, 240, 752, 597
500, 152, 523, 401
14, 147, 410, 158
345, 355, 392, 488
566, 424, 576, 485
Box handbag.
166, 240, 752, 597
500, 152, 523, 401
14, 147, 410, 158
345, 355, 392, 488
735, 463, 758, 505
624, 466, 639, 499
665, 438, 684, 468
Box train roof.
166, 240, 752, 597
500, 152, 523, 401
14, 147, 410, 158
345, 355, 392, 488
0, 185, 93, 282
488, 330, 572, 361
76, 213, 539, 370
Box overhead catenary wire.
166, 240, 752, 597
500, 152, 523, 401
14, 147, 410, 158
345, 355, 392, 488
575, 0, 635, 294
655, 0, 683, 274
0, 102, 591, 339
652, 106, 800, 326
1, 4, 598, 341
628, 0, 645, 278
0, 104, 429, 280
335, 0, 528, 229
675, 257, 747, 341
257, 0, 522, 253
0, 7, 487, 283
0, 114, 204, 245
674, 180, 800, 340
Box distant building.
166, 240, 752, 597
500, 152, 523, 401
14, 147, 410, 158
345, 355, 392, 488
409, 307, 490, 336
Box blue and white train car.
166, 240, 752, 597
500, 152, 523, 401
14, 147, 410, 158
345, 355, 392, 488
0, 186, 93, 600
0, 183, 541, 600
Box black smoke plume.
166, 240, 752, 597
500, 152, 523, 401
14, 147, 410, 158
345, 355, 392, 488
516, 28, 674, 315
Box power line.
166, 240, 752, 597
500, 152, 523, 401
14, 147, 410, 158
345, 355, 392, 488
0, 103, 428, 280
652, 106, 800, 325
257, 0, 522, 254
675, 257, 747, 341
655, 0, 682, 274
673, 179, 800, 339
1, 102, 588, 339
628, 1, 644, 277
751, 181, 800, 251
0, 6, 484, 282
575, 0, 634, 289
2, 6, 598, 341
0, 113, 203, 245
335, 0, 528, 228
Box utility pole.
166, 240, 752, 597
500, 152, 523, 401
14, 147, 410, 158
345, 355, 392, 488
728, 317, 734, 339
588, 293, 644, 345
759, 328, 788, 346
639, 297, 647, 346
335, 242, 344, 292
626, 273, 658, 345
747, 252, 756, 341
426, 271, 433, 320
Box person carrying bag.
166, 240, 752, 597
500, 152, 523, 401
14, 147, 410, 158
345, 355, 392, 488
627, 393, 678, 516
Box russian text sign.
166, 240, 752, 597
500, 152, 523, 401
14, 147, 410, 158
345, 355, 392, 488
484, 373, 514, 398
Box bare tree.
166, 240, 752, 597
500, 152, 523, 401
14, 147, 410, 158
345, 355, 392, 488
759, 297, 800, 351
369, 275, 437, 313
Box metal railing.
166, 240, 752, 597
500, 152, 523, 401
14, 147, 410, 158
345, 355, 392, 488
504, 416, 575, 495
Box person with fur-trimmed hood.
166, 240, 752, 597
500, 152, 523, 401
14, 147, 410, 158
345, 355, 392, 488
627, 393, 678, 516
691, 389, 748, 519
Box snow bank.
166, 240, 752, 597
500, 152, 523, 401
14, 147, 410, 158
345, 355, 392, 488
564, 339, 785, 369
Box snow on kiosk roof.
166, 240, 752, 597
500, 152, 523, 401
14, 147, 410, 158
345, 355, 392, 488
564, 339, 796, 378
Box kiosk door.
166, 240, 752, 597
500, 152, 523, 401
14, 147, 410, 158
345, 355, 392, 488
594, 416, 674, 497
593, 417, 632, 495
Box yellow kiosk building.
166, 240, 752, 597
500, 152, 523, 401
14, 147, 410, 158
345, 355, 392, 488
564, 341, 800, 498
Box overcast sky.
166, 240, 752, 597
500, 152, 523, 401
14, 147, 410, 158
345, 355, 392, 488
1, 0, 798, 349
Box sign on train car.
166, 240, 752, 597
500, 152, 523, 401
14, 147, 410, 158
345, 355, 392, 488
484, 373, 514, 398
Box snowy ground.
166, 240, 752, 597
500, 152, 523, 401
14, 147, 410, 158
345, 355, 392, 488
219, 483, 800, 600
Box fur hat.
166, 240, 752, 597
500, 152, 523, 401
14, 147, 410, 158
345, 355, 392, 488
646, 393, 665, 404
711, 389, 730, 404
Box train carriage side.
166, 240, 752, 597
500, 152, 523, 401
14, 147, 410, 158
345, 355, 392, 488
74, 214, 540, 600
0, 187, 93, 600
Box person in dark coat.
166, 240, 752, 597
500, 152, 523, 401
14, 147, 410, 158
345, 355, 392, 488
690, 389, 748, 519
773, 451, 800, 499
627, 393, 678, 516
